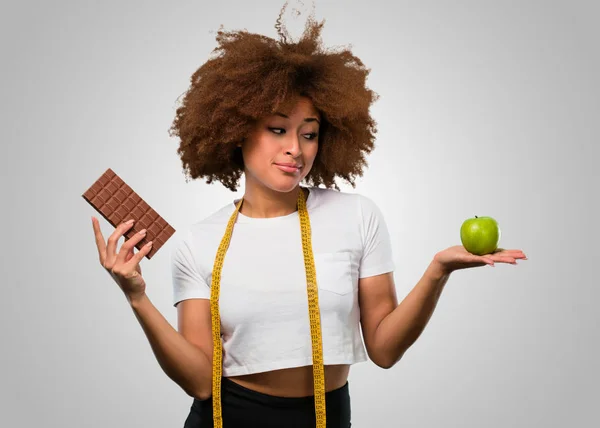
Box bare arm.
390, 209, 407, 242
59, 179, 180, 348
359, 261, 450, 369
90, 217, 214, 400
360, 247, 525, 368
129, 295, 214, 400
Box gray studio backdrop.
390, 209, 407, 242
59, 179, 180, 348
1, 0, 598, 427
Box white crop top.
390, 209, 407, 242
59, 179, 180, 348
171, 187, 395, 376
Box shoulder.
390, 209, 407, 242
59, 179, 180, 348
170, 201, 235, 258
308, 186, 382, 217
308, 186, 359, 206
193, 201, 236, 228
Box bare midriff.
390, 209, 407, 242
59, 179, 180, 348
227, 364, 350, 397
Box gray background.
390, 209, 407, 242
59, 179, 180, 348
1, 0, 598, 426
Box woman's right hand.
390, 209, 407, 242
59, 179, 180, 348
92, 217, 154, 303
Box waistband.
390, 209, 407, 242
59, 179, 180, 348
193, 377, 350, 410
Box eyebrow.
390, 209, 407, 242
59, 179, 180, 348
274, 112, 320, 124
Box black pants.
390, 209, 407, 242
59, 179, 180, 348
183, 377, 351, 427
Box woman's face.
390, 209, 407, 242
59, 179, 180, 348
241, 95, 320, 193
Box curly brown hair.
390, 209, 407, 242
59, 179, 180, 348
168, 1, 379, 191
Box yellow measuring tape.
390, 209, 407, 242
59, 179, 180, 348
210, 187, 326, 427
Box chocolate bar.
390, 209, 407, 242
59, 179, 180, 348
82, 168, 175, 259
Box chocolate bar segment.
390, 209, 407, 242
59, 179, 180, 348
82, 168, 175, 259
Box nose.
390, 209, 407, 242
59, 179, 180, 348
284, 134, 302, 158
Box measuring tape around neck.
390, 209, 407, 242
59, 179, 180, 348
209, 187, 326, 427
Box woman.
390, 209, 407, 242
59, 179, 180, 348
91, 3, 526, 427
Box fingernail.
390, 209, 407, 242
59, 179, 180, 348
139, 229, 147, 235
145, 241, 153, 247
126, 219, 134, 225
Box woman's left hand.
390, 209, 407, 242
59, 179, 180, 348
433, 245, 527, 275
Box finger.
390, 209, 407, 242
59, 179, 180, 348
125, 245, 134, 263
491, 255, 517, 264
127, 240, 153, 267
496, 252, 527, 262
461, 253, 493, 266
513, 250, 527, 259
490, 251, 525, 264
122, 246, 142, 274
117, 228, 148, 264
92, 217, 107, 263
496, 249, 526, 257
106, 219, 135, 262
449, 252, 490, 268
473, 256, 494, 266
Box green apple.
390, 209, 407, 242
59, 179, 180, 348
460, 216, 501, 255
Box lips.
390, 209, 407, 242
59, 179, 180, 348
275, 162, 302, 168
274, 163, 302, 173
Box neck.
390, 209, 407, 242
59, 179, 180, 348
240, 178, 306, 219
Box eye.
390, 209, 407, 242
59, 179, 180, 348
268, 128, 318, 140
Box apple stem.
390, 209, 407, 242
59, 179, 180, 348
475, 216, 478, 218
